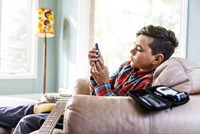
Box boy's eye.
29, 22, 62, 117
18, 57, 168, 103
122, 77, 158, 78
135, 46, 142, 52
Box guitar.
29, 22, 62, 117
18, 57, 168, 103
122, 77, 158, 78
34, 94, 71, 134
34, 93, 71, 113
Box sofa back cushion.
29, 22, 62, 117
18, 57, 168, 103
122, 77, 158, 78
152, 57, 200, 94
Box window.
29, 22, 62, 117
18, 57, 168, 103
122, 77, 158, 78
89, 0, 188, 75
0, 0, 38, 79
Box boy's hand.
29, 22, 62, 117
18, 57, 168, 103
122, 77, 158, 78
88, 48, 104, 67
90, 60, 109, 84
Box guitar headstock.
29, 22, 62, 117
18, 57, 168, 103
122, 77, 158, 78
40, 93, 72, 103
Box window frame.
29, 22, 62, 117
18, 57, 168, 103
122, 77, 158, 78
180, 0, 188, 58
0, 0, 38, 79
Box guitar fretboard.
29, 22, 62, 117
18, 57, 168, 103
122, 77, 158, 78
38, 99, 68, 134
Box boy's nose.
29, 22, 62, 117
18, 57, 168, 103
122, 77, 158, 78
130, 47, 136, 55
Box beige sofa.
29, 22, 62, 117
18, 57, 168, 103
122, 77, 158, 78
1, 57, 200, 134
64, 80, 200, 134
64, 57, 200, 134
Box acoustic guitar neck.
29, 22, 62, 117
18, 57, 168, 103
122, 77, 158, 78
38, 99, 68, 134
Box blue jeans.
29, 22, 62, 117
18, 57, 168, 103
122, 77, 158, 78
0, 105, 63, 134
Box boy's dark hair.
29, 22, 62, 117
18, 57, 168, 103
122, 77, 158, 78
136, 25, 179, 62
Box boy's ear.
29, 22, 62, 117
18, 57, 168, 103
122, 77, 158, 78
152, 54, 164, 65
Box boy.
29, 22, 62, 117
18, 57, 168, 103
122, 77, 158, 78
88, 25, 178, 96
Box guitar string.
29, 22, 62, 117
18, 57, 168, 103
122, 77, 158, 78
46, 101, 67, 133
40, 101, 66, 134
39, 102, 61, 133
39, 100, 67, 134
41, 101, 66, 134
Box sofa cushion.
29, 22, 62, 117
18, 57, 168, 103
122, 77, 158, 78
65, 95, 150, 134
152, 57, 200, 94
64, 94, 200, 134
0, 96, 38, 107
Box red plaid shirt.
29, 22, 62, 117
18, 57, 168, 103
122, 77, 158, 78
90, 61, 155, 96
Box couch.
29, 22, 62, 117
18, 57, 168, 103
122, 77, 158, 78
1, 57, 200, 134
64, 57, 200, 134
64, 80, 200, 134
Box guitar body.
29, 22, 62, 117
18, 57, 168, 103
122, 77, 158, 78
34, 103, 56, 114
34, 93, 71, 114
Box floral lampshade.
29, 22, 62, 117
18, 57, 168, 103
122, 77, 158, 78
36, 8, 54, 38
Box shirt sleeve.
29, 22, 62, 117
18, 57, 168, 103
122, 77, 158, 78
94, 83, 115, 96
89, 62, 127, 96
89, 76, 97, 95
89, 75, 117, 96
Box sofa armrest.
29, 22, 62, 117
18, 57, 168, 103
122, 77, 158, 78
73, 78, 90, 95
64, 94, 200, 134
64, 95, 150, 134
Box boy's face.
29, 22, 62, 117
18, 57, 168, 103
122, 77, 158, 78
130, 35, 156, 71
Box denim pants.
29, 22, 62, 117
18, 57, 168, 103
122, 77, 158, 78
0, 105, 63, 134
